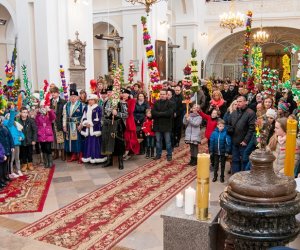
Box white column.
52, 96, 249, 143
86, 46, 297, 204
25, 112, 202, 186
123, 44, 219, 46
67, 0, 94, 89
94, 39, 108, 78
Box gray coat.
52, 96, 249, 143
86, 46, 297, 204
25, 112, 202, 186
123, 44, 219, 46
183, 113, 202, 144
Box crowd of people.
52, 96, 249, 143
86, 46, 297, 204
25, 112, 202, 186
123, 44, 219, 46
0, 77, 299, 188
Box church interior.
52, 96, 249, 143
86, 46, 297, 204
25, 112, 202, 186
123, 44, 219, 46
0, 0, 300, 249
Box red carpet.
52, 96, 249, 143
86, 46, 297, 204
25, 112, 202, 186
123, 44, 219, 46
16, 144, 208, 250
0, 166, 55, 215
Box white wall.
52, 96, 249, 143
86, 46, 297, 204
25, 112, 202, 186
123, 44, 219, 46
68, 0, 94, 87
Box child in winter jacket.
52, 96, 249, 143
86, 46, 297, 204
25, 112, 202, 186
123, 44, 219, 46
4, 104, 25, 178
183, 104, 202, 166
18, 106, 38, 172
209, 119, 231, 183
35, 102, 56, 168
0, 116, 14, 187
0, 142, 7, 189
142, 109, 155, 159
198, 108, 220, 168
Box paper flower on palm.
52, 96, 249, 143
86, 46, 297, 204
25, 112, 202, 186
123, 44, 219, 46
282, 54, 291, 82
111, 68, 121, 108
251, 45, 263, 83
183, 64, 192, 76
242, 11, 252, 85
90, 79, 97, 93
128, 61, 135, 84
5, 62, 14, 87
59, 65, 68, 101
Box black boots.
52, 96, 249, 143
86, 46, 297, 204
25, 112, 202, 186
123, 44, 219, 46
118, 155, 124, 170
150, 147, 154, 158
188, 157, 197, 166
146, 147, 150, 159
102, 155, 113, 168
102, 155, 124, 170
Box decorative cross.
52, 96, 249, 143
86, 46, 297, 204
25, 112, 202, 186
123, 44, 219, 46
75, 31, 79, 40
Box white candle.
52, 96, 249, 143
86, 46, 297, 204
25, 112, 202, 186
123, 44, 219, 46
176, 193, 184, 208
185, 187, 196, 215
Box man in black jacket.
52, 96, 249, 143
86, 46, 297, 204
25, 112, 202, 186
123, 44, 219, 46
229, 96, 256, 173
173, 86, 184, 147
152, 89, 174, 161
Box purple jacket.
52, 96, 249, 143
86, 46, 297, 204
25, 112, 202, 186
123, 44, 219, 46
35, 109, 56, 142
0, 143, 6, 162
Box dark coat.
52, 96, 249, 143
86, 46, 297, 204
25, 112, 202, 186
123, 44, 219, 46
174, 93, 184, 118
134, 101, 150, 126
229, 107, 256, 145
0, 125, 14, 155
209, 128, 232, 155
19, 118, 38, 146
152, 99, 173, 132
221, 89, 234, 105
51, 97, 67, 132
0, 143, 6, 162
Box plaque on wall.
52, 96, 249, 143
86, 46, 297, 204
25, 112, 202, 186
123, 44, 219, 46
68, 31, 87, 89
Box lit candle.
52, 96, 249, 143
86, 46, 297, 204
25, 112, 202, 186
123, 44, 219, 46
284, 119, 297, 177
176, 193, 184, 208
196, 153, 210, 220
185, 187, 195, 215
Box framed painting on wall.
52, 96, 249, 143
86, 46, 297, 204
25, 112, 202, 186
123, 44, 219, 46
155, 40, 167, 80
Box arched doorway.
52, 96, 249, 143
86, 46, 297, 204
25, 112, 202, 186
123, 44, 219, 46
205, 27, 300, 81
93, 22, 121, 80
0, 3, 16, 81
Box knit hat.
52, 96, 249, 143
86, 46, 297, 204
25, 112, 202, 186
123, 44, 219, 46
278, 102, 290, 112
87, 94, 98, 101
266, 109, 277, 119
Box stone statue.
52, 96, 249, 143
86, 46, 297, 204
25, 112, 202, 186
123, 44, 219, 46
68, 31, 87, 89
73, 49, 81, 66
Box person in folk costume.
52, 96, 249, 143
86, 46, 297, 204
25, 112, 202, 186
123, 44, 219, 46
50, 86, 67, 161
101, 85, 128, 170
98, 88, 108, 107
63, 89, 84, 163
122, 88, 140, 160
80, 94, 107, 163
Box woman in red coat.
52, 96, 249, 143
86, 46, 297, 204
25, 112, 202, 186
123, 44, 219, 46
122, 88, 140, 160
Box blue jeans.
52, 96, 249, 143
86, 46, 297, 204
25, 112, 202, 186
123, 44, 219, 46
145, 136, 155, 148
232, 144, 247, 173
155, 132, 172, 157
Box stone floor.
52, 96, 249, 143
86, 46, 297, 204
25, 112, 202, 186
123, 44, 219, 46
0, 150, 299, 250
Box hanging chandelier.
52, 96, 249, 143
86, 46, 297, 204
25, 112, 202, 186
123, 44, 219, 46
125, 0, 167, 14
253, 27, 269, 44
219, 0, 244, 33
253, 0, 269, 44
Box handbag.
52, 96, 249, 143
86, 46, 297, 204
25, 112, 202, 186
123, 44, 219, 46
227, 111, 245, 136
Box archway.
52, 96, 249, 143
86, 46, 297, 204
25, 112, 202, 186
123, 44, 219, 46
0, 3, 16, 81
205, 27, 300, 80
93, 22, 121, 80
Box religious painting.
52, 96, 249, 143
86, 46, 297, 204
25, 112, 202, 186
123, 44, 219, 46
107, 47, 116, 73
155, 40, 167, 80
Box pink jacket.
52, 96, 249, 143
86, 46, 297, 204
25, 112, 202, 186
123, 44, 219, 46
35, 110, 56, 142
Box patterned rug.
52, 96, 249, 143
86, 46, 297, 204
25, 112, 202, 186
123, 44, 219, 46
0, 166, 55, 215
15, 144, 207, 250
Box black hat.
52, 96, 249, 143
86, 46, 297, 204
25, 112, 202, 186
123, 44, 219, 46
121, 88, 131, 95
70, 89, 78, 96
101, 89, 108, 94
107, 85, 113, 91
